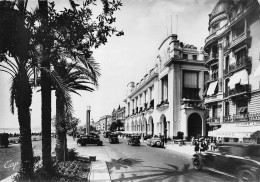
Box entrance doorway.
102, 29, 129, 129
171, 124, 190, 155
148, 116, 154, 135
160, 114, 167, 138
188, 113, 202, 138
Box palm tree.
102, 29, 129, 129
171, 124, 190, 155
53, 57, 100, 162
0, 1, 34, 179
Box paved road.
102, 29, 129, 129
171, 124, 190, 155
0, 139, 55, 181
1, 136, 235, 182
68, 136, 235, 182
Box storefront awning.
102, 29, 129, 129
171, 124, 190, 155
207, 81, 218, 96
208, 124, 260, 138
228, 69, 248, 89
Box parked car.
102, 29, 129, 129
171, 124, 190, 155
147, 137, 164, 148
192, 142, 260, 182
0, 133, 9, 147
77, 135, 103, 146
127, 135, 140, 146
103, 131, 111, 138
109, 133, 119, 144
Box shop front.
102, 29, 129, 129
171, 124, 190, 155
208, 121, 260, 143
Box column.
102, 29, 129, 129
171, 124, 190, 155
86, 106, 91, 135
218, 43, 224, 92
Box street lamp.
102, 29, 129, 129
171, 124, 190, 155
86, 106, 91, 135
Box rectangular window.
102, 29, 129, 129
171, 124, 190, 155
128, 102, 130, 116
183, 71, 198, 88
183, 54, 188, 59
161, 75, 168, 101
192, 55, 197, 60
139, 94, 142, 106
236, 98, 248, 114
150, 86, 154, 100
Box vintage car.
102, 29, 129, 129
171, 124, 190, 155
0, 133, 9, 148
192, 143, 260, 182
147, 137, 164, 148
127, 135, 140, 146
77, 135, 103, 146
109, 133, 119, 144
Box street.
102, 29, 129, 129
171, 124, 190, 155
0, 135, 235, 182
68, 135, 235, 182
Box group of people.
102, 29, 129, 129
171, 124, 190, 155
192, 137, 218, 153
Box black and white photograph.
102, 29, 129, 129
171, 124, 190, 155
1, 0, 260, 181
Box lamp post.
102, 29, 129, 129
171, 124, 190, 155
86, 106, 91, 135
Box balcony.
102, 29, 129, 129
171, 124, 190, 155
230, 31, 250, 49
139, 107, 143, 113
205, 56, 218, 67
227, 84, 250, 98
224, 112, 260, 123
182, 88, 200, 100
148, 99, 154, 110
206, 71, 218, 84
208, 117, 221, 126
229, 56, 251, 74
156, 99, 169, 110
204, 93, 223, 104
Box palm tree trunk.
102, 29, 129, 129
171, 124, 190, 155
55, 92, 67, 162
16, 73, 33, 180
18, 105, 33, 179
38, 0, 52, 170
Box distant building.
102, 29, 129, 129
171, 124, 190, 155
98, 115, 112, 131
124, 34, 208, 139
204, 0, 260, 143
111, 105, 125, 130
94, 121, 101, 131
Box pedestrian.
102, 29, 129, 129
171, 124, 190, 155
194, 139, 200, 153
191, 136, 194, 146
200, 139, 208, 152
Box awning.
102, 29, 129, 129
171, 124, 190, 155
253, 63, 260, 77
228, 69, 248, 89
207, 81, 218, 96
208, 125, 260, 138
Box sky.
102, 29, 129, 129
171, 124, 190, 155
0, 0, 218, 129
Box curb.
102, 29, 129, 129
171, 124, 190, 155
88, 160, 111, 182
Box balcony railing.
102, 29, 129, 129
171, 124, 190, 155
182, 88, 200, 100
223, 113, 260, 123
156, 99, 169, 108
205, 56, 218, 66
206, 71, 218, 83
229, 56, 251, 74
228, 84, 250, 97
208, 117, 220, 125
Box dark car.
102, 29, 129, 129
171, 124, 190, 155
192, 142, 260, 182
127, 135, 140, 146
147, 137, 164, 148
77, 135, 103, 146
0, 133, 9, 147
109, 133, 119, 144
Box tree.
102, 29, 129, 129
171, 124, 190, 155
110, 120, 124, 131
53, 59, 99, 162
28, 0, 123, 169
0, 1, 34, 179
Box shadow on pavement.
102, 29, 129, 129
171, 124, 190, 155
107, 158, 143, 170
109, 161, 235, 182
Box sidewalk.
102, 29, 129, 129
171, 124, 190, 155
66, 136, 111, 182
163, 141, 196, 156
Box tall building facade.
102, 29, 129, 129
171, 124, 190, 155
124, 34, 208, 139
111, 105, 126, 130
98, 115, 112, 131
205, 0, 260, 142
